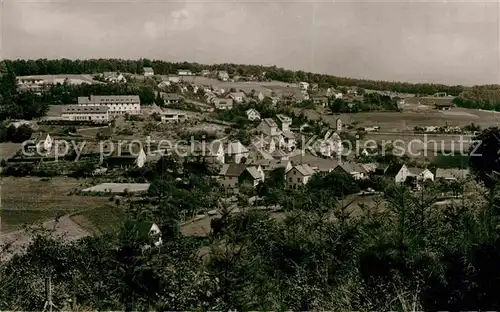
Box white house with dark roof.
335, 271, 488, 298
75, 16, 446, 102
256, 118, 281, 136
178, 69, 193, 76
102, 72, 127, 83
61, 105, 109, 123
161, 93, 182, 105
271, 148, 289, 160
285, 164, 315, 189
334, 162, 368, 180
298, 82, 309, 91
251, 159, 292, 176
218, 163, 264, 189
213, 98, 233, 110
227, 92, 245, 103
143, 67, 154, 77
245, 108, 261, 121
241, 166, 265, 187
279, 131, 296, 151
276, 114, 292, 132
395, 164, 434, 183
159, 109, 187, 123
218, 163, 248, 189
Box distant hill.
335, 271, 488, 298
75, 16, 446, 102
0, 58, 481, 96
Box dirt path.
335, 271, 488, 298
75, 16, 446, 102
0, 214, 91, 262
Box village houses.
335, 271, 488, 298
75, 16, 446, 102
218, 163, 265, 190
161, 93, 182, 105
334, 163, 368, 180
227, 92, 245, 103
213, 98, 234, 110
246, 108, 261, 121
251, 159, 293, 177
298, 82, 309, 91
285, 164, 315, 189
178, 69, 193, 76
102, 72, 127, 83
159, 109, 187, 123
312, 96, 329, 107
394, 164, 434, 184
218, 71, 230, 81
143, 67, 154, 77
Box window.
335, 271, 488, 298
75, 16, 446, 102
297, 178, 301, 183
288, 177, 292, 182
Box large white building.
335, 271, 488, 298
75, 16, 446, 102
61, 105, 109, 123
77, 95, 141, 116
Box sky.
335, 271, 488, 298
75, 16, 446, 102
1, 0, 499, 86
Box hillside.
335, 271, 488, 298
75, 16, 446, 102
454, 85, 500, 110
0, 58, 477, 96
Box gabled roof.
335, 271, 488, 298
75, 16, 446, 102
252, 158, 290, 169
276, 114, 292, 123
229, 92, 245, 98
245, 166, 262, 180
219, 163, 248, 177
246, 108, 260, 115
213, 98, 233, 106
225, 141, 249, 155
408, 167, 426, 175
260, 118, 278, 128
135, 221, 158, 238
360, 163, 378, 173
292, 164, 315, 176
161, 92, 181, 101
336, 162, 365, 174
282, 131, 295, 139
143, 67, 154, 73
312, 95, 328, 100
271, 149, 288, 158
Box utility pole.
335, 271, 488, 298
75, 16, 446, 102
42, 276, 58, 312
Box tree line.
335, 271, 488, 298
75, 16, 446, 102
3, 58, 467, 96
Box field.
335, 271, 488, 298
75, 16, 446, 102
0, 143, 21, 160
298, 105, 500, 132
176, 76, 297, 97
71, 205, 126, 235
1, 176, 115, 232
